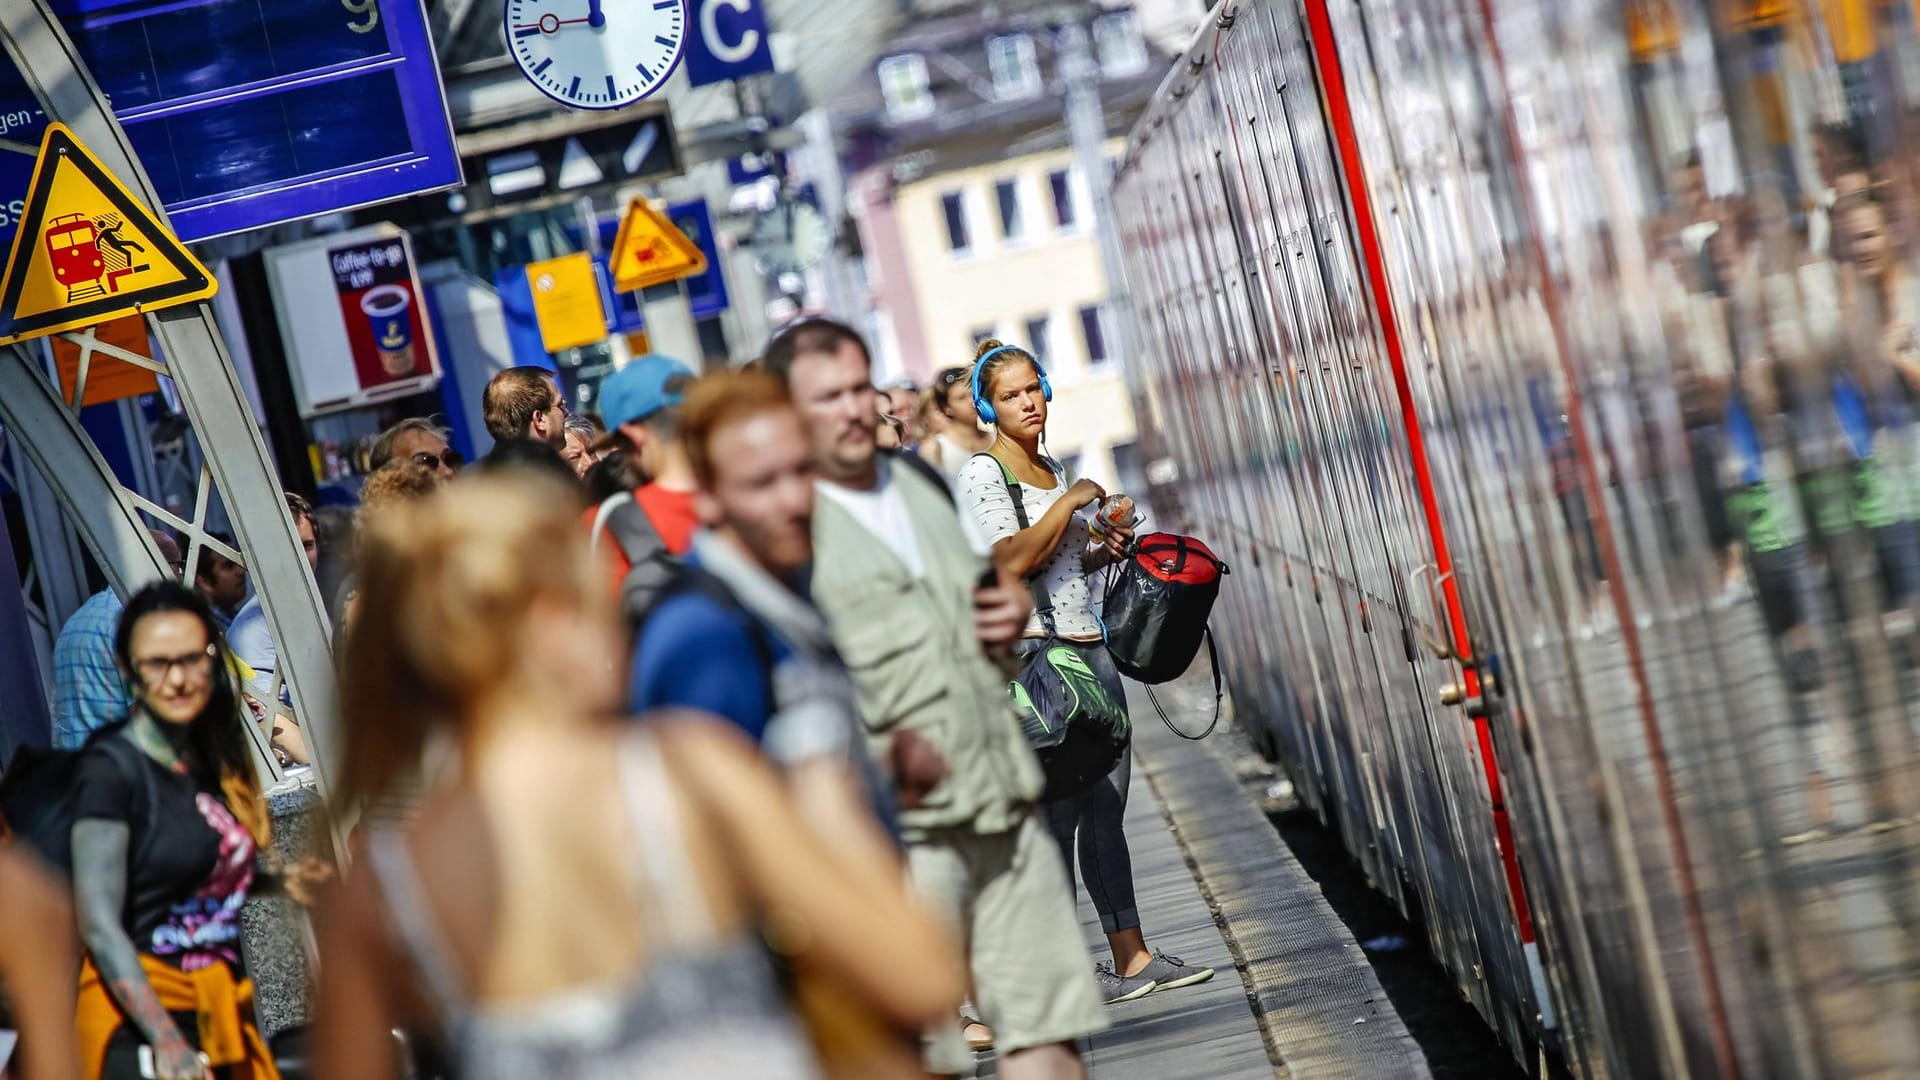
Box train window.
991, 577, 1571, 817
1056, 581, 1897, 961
996, 179, 1026, 241
1025, 314, 1053, 365
1093, 11, 1148, 78
1080, 304, 1110, 368
878, 54, 934, 121
1049, 169, 1077, 230
987, 34, 1041, 101
941, 191, 972, 254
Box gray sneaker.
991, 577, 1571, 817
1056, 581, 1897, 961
1140, 951, 1215, 992
1094, 962, 1158, 1003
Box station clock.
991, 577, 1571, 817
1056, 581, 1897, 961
504, 0, 689, 110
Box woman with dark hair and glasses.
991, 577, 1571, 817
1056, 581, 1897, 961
69, 582, 312, 1079
919, 366, 994, 483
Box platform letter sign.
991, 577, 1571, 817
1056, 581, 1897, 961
684, 0, 776, 87
0, 125, 215, 346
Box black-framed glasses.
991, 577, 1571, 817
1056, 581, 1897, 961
132, 643, 216, 684
411, 449, 463, 471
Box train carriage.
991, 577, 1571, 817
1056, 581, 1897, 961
1114, 1, 1920, 1076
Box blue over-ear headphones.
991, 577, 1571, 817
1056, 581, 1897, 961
970, 344, 1053, 425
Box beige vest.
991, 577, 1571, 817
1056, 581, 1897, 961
810, 464, 1045, 840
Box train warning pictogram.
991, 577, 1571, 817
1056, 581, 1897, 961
0, 124, 215, 346
608, 197, 707, 293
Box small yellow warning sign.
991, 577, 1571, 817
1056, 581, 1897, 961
609, 197, 708, 293
526, 252, 608, 354
0, 124, 216, 346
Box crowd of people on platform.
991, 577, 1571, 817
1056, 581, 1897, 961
1, 318, 1211, 1080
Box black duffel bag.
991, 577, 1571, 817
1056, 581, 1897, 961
1103, 533, 1226, 684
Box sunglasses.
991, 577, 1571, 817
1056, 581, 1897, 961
411, 449, 464, 471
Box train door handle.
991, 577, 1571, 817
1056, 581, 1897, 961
1406, 563, 1454, 660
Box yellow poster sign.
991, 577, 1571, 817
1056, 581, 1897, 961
527, 252, 608, 354
608, 197, 708, 293
0, 124, 216, 346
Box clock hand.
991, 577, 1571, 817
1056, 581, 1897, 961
588, 0, 606, 28
514, 14, 591, 33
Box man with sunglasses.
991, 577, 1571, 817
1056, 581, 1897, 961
368, 417, 461, 485
50, 529, 183, 749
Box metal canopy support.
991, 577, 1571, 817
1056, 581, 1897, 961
0, 5, 343, 831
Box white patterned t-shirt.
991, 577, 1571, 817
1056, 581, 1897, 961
957, 453, 1103, 641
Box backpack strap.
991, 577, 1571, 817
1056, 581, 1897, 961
595, 492, 677, 623
973, 452, 1057, 638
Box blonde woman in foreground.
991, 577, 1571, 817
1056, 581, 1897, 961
314, 474, 962, 1080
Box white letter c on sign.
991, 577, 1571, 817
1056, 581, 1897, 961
702, 0, 760, 65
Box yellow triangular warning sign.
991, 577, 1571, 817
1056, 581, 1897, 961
0, 124, 216, 346
609, 197, 708, 293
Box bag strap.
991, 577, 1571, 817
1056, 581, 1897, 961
976, 452, 1056, 637
1144, 627, 1224, 741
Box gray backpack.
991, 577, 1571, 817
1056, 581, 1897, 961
590, 492, 678, 625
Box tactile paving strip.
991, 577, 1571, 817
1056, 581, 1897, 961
1134, 710, 1433, 1079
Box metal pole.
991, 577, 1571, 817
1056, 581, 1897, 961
1058, 13, 1142, 400
0, 4, 345, 843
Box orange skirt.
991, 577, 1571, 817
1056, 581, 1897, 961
74, 954, 279, 1080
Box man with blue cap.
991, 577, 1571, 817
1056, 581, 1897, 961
586, 353, 699, 618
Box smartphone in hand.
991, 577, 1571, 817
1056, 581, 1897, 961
137, 1045, 211, 1079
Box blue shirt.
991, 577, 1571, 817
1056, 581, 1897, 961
629, 557, 791, 743
52, 589, 128, 750
226, 596, 276, 675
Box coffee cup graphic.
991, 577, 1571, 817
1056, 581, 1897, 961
360, 284, 416, 376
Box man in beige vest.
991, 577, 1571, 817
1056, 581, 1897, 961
765, 320, 1106, 1080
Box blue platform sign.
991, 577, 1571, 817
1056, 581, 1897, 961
668, 200, 730, 318
683, 0, 775, 88
0, 0, 460, 251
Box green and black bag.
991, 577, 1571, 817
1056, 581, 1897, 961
979, 454, 1129, 801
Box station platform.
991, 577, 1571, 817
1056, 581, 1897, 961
974, 684, 1433, 1079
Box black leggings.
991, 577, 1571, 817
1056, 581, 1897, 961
1033, 639, 1140, 935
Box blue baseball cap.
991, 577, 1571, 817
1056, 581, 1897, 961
597, 353, 694, 437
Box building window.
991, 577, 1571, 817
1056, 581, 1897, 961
1080, 304, 1110, 367
987, 34, 1041, 100
970, 326, 998, 348
1025, 314, 1052, 366
996, 179, 1025, 241
1048, 169, 1077, 230
942, 191, 971, 253
879, 54, 934, 120
1094, 12, 1150, 78
1111, 441, 1141, 497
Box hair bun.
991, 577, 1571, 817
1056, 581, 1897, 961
974, 338, 1008, 361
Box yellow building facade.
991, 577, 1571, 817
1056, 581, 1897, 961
889, 143, 1139, 485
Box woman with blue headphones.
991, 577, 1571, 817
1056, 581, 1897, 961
955, 339, 1214, 1005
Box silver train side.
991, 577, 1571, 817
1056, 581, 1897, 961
1112, 1, 1920, 1076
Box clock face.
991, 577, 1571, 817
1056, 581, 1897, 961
753, 200, 831, 275
504, 0, 688, 111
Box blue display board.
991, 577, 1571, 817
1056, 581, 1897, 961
0, 0, 460, 250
